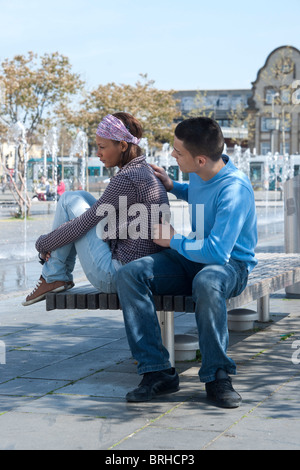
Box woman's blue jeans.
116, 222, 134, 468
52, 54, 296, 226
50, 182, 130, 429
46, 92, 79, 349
42, 191, 119, 293
115, 249, 248, 383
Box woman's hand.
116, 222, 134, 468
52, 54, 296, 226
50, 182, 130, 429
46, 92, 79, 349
149, 164, 174, 192
39, 252, 51, 262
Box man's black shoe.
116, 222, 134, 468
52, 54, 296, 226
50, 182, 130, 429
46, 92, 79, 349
205, 369, 242, 408
126, 368, 180, 402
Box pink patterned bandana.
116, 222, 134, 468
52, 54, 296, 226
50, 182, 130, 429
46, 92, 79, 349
96, 114, 141, 145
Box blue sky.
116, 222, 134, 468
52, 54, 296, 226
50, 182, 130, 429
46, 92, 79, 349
0, 0, 299, 91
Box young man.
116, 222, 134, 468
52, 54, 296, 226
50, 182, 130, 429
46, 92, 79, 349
115, 117, 257, 408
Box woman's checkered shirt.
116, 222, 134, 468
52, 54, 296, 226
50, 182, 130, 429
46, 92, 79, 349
35, 156, 170, 264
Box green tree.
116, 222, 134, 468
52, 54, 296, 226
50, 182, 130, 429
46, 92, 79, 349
0, 51, 83, 217
60, 74, 180, 148
0, 51, 84, 144
227, 102, 252, 146
185, 90, 214, 119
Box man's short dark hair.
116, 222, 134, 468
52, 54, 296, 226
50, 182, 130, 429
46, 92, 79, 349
175, 117, 224, 161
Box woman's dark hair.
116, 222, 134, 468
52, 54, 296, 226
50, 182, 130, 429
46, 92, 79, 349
175, 117, 224, 161
112, 112, 143, 166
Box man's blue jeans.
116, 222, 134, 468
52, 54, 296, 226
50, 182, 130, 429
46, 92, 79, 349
115, 249, 248, 383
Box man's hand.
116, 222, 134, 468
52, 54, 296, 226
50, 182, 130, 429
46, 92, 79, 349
153, 223, 177, 248
150, 164, 174, 192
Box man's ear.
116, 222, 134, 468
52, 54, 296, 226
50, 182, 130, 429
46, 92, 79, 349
195, 155, 207, 167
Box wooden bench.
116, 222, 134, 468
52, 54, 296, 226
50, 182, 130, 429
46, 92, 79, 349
46, 252, 300, 366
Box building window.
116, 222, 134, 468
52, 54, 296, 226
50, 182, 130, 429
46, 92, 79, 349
216, 95, 229, 110
265, 88, 278, 105
261, 142, 271, 155
217, 119, 231, 127
281, 88, 291, 104
261, 117, 279, 132
250, 163, 263, 182
292, 87, 300, 104
280, 142, 290, 154
265, 87, 291, 105
280, 117, 291, 132
231, 94, 243, 109
181, 97, 195, 112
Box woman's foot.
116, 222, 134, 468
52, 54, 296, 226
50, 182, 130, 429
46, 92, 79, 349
22, 276, 74, 306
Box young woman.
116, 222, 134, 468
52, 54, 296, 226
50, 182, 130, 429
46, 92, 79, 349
23, 112, 169, 306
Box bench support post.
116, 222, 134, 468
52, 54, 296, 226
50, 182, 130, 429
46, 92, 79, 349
157, 311, 175, 367
257, 295, 270, 322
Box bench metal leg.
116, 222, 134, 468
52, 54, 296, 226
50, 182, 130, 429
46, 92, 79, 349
257, 295, 270, 322
157, 311, 175, 367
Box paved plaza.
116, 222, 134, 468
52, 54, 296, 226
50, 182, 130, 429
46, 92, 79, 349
0, 194, 300, 450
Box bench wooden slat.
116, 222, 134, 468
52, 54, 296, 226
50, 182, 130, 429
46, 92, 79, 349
174, 295, 185, 312
77, 293, 87, 309
46, 292, 56, 311
99, 293, 108, 309
108, 293, 120, 310
66, 292, 76, 309
185, 296, 195, 313
153, 295, 163, 311
56, 293, 66, 309
87, 293, 99, 309
45, 253, 300, 313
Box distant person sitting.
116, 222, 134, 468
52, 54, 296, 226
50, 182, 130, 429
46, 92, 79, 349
40, 175, 52, 200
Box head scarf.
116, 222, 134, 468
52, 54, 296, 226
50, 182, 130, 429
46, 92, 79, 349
96, 114, 140, 145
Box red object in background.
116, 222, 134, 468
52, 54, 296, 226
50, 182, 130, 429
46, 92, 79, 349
57, 180, 65, 196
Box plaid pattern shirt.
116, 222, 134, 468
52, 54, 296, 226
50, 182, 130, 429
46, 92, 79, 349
35, 156, 170, 264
